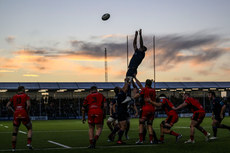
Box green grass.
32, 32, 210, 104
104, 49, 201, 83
1, 117, 230, 153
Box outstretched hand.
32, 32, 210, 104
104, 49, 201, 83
139, 29, 142, 35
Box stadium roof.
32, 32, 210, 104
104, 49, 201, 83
0, 82, 230, 91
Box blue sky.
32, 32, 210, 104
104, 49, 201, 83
0, 0, 230, 82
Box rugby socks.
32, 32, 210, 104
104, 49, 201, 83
27, 138, 32, 144
94, 135, 99, 141
118, 130, 124, 141
89, 139, 94, 145
170, 131, 179, 137
149, 134, 153, 141
160, 135, 164, 141
143, 127, 147, 141
190, 135, 194, 141
196, 126, 208, 136
139, 133, 143, 142
12, 141, 16, 149
212, 126, 217, 137
152, 130, 158, 142
125, 122, 130, 137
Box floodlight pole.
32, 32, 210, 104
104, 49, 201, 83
105, 48, 108, 82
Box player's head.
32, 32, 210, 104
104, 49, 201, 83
90, 86, 97, 92
183, 93, 190, 99
114, 87, 120, 95
159, 94, 167, 99
145, 79, 152, 87
140, 46, 147, 52
17, 86, 25, 93
208, 91, 216, 99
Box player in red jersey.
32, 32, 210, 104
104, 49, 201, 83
146, 94, 182, 143
134, 75, 158, 144
173, 93, 210, 143
6, 86, 32, 152
81, 86, 107, 149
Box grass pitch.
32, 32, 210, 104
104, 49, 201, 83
1, 117, 230, 153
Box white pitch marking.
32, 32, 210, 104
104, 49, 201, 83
48, 140, 71, 149
4, 126, 8, 128
0, 124, 3, 126
19, 130, 27, 135
0, 144, 158, 152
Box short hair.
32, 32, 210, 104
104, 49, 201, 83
17, 86, 25, 92
114, 87, 120, 95
208, 91, 216, 97
184, 92, 190, 97
90, 86, 97, 91
159, 94, 167, 98
145, 79, 152, 87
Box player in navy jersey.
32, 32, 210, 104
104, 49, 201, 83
147, 94, 182, 143
173, 93, 210, 143
82, 86, 107, 149
208, 92, 230, 140
6, 86, 33, 151
122, 29, 147, 104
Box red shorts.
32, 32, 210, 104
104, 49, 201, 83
140, 108, 155, 121
88, 113, 104, 124
165, 113, 178, 126
192, 111, 205, 122
13, 110, 30, 127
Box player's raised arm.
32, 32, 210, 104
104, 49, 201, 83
220, 103, 226, 119
133, 31, 138, 51
139, 29, 144, 48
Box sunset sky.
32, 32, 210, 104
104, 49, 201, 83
0, 0, 230, 82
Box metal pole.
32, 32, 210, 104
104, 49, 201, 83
127, 35, 129, 70
153, 35, 156, 89
105, 48, 108, 82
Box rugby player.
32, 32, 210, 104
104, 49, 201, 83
146, 94, 182, 143
173, 93, 210, 143
134, 76, 158, 144
82, 86, 107, 149
208, 91, 230, 139
6, 86, 33, 152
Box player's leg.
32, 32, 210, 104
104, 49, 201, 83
136, 118, 145, 144
25, 121, 33, 149
94, 123, 103, 145
219, 117, 230, 130
88, 123, 95, 148
125, 118, 130, 140
184, 120, 196, 143
12, 125, 19, 151
159, 121, 165, 143
108, 120, 119, 142
117, 120, 127, 144
107, 117, 114, 131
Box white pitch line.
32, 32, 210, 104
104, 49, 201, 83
0, 144, 158, 152
19, 130, 27, 135
48, 140, 71, 149
4, 126, 8, 128
0, 124, 3, 126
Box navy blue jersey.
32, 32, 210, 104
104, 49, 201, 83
116, 90, 128, 114
211, 97, 226, 116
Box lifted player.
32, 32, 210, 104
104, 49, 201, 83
208, 91, 230, 139
173, 93, 210, 143
146, 94, 182, 143
6, 86, 33, 152
82, 86, 107, 149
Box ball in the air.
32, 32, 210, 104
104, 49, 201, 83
102, 13, 110, 21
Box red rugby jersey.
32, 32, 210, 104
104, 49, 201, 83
10, 93, 30, 111
184, 97, 205, 113
83, 92, 106, 114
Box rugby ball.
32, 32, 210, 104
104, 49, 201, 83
102, 13, 110, 21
